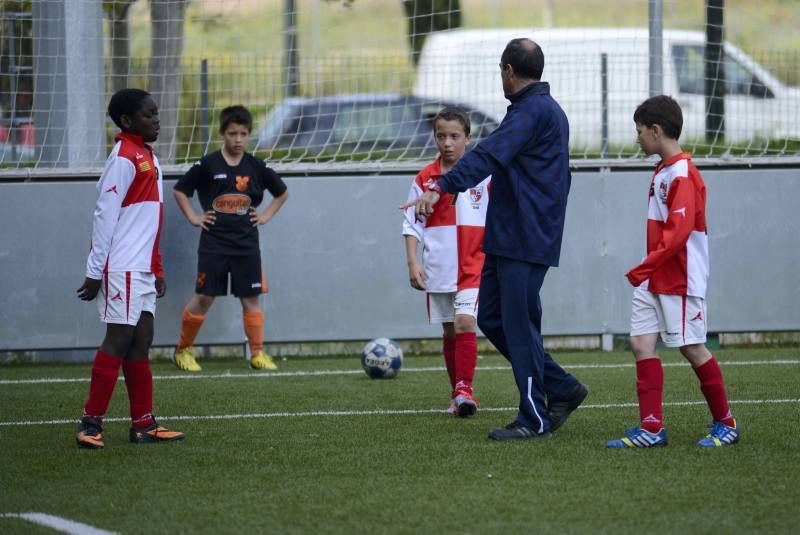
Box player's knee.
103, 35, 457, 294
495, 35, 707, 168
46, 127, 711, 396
193, 294, 215, 313
630, 335, 657, 359
454, 314, 476, 333
102, 325, 135, 356
679, 343, 711, 364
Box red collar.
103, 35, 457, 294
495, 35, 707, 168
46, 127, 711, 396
656, 151, 691, 172
115, 131, 151, 151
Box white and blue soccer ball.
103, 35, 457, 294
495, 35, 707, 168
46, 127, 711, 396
360, 338, 403, 379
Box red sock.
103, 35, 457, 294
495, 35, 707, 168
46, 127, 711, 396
454, 331, 478, 394
83, 350, 123, 419
442, 336, 456, 389
636, 357, 664, 433
122, 358, 155, 429
693, 356, 735, 427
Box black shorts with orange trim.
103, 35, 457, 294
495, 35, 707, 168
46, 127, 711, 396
195, 253, 267, 298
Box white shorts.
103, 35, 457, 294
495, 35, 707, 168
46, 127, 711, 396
630, 285, 707, 347
97, 271, 157, 326
427, 288, 479, 324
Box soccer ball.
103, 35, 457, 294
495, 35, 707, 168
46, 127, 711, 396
360, 338, 403, 379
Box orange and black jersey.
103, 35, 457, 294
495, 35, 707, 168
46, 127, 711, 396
175, 151, 287, 255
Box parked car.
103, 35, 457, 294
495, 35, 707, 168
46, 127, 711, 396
0, 118, 35, 162
414, 28, 800, 147
255, 93, 499, 158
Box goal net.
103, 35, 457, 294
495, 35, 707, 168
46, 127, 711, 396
1, 0, 798, 173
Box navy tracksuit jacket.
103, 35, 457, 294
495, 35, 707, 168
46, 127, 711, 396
436, 81, 580, 432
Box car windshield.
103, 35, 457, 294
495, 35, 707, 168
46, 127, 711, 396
260, 102, 297, 141
328, 101, 426, 145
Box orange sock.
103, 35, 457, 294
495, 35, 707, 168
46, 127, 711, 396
178, 307, 205, 350
243, 310, 264, 356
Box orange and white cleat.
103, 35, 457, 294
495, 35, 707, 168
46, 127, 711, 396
130, 421, 185, 444
76, 416, 105, 449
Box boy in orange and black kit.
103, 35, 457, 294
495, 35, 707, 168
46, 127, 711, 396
173, 105, 288, 372
76, 88, 184, 448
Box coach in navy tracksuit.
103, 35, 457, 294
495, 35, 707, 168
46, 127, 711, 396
408, 38, 589, 440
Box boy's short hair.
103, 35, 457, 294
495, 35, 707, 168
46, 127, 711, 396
219, 105, 253, 133
633, 95, 683, 140
107, 88, 151, 130
433, 107, 471, 137
501, 38, 545, 81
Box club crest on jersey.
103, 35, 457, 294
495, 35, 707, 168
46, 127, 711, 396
657, 181, 668, 203
138, 161, 152, 172
212, 193, 251, 215
468, 187, 483, 207
424, 176, 440, 190
235, 175, 250, 192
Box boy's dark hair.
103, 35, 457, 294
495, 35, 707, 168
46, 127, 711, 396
219, 105, 253, 133
633, 95, 683, 140
433, 107, 471, 136
501, 38, 544, 81
107, 88, 151, 129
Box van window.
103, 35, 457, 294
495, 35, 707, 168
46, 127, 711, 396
672, 45, 774, 98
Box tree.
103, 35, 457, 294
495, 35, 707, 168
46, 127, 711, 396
402, 0, 461, 66
103, 0, 138, 94
326, 0, 462, 66
148, 0, 190, 162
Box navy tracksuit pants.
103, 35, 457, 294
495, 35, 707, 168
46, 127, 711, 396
477, 254, 579, 433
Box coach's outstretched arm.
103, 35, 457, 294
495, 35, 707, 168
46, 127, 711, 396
401, 107, 536, 219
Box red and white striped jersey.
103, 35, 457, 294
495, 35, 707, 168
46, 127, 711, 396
86, 132, 164, 279
403, 157, 490, 293
627, 152, 708, 297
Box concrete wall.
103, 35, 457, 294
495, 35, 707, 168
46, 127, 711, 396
0, 167, 798, 352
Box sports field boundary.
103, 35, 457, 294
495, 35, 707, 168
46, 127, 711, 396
1, 398, 798, 428
1, 359, 798, 386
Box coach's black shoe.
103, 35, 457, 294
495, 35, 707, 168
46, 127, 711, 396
488, 420, 552, 441
76, 416, 105, 449
548, 382, 589, 432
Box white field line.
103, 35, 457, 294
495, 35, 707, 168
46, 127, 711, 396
1, 359, 798, 386
0, 513, 117, 535
1, 398, 798, 428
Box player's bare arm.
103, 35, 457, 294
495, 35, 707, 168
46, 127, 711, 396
155, 276, 166, 298
173, 188, 216, 230
76, 277, 102, 301
250, 189, 289, 226
399, 189, 440, 219
404, 235, 426, 291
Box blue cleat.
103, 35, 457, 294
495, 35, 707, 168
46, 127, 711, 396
697, 421, 739, 447
606, 426, 668, 448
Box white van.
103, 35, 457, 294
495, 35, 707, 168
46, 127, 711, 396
414, 28, 800, 149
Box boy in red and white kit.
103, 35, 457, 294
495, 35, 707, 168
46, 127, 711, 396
402, 108, 490, 417
75, 88, 184, 448
607, 95, 739, 448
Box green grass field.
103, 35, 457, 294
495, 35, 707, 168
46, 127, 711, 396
1, 346, 799, 533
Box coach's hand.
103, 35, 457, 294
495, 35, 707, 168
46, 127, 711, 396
399, 189, 440, 220
155, 277, 166, 298
77, 277, 102, 301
